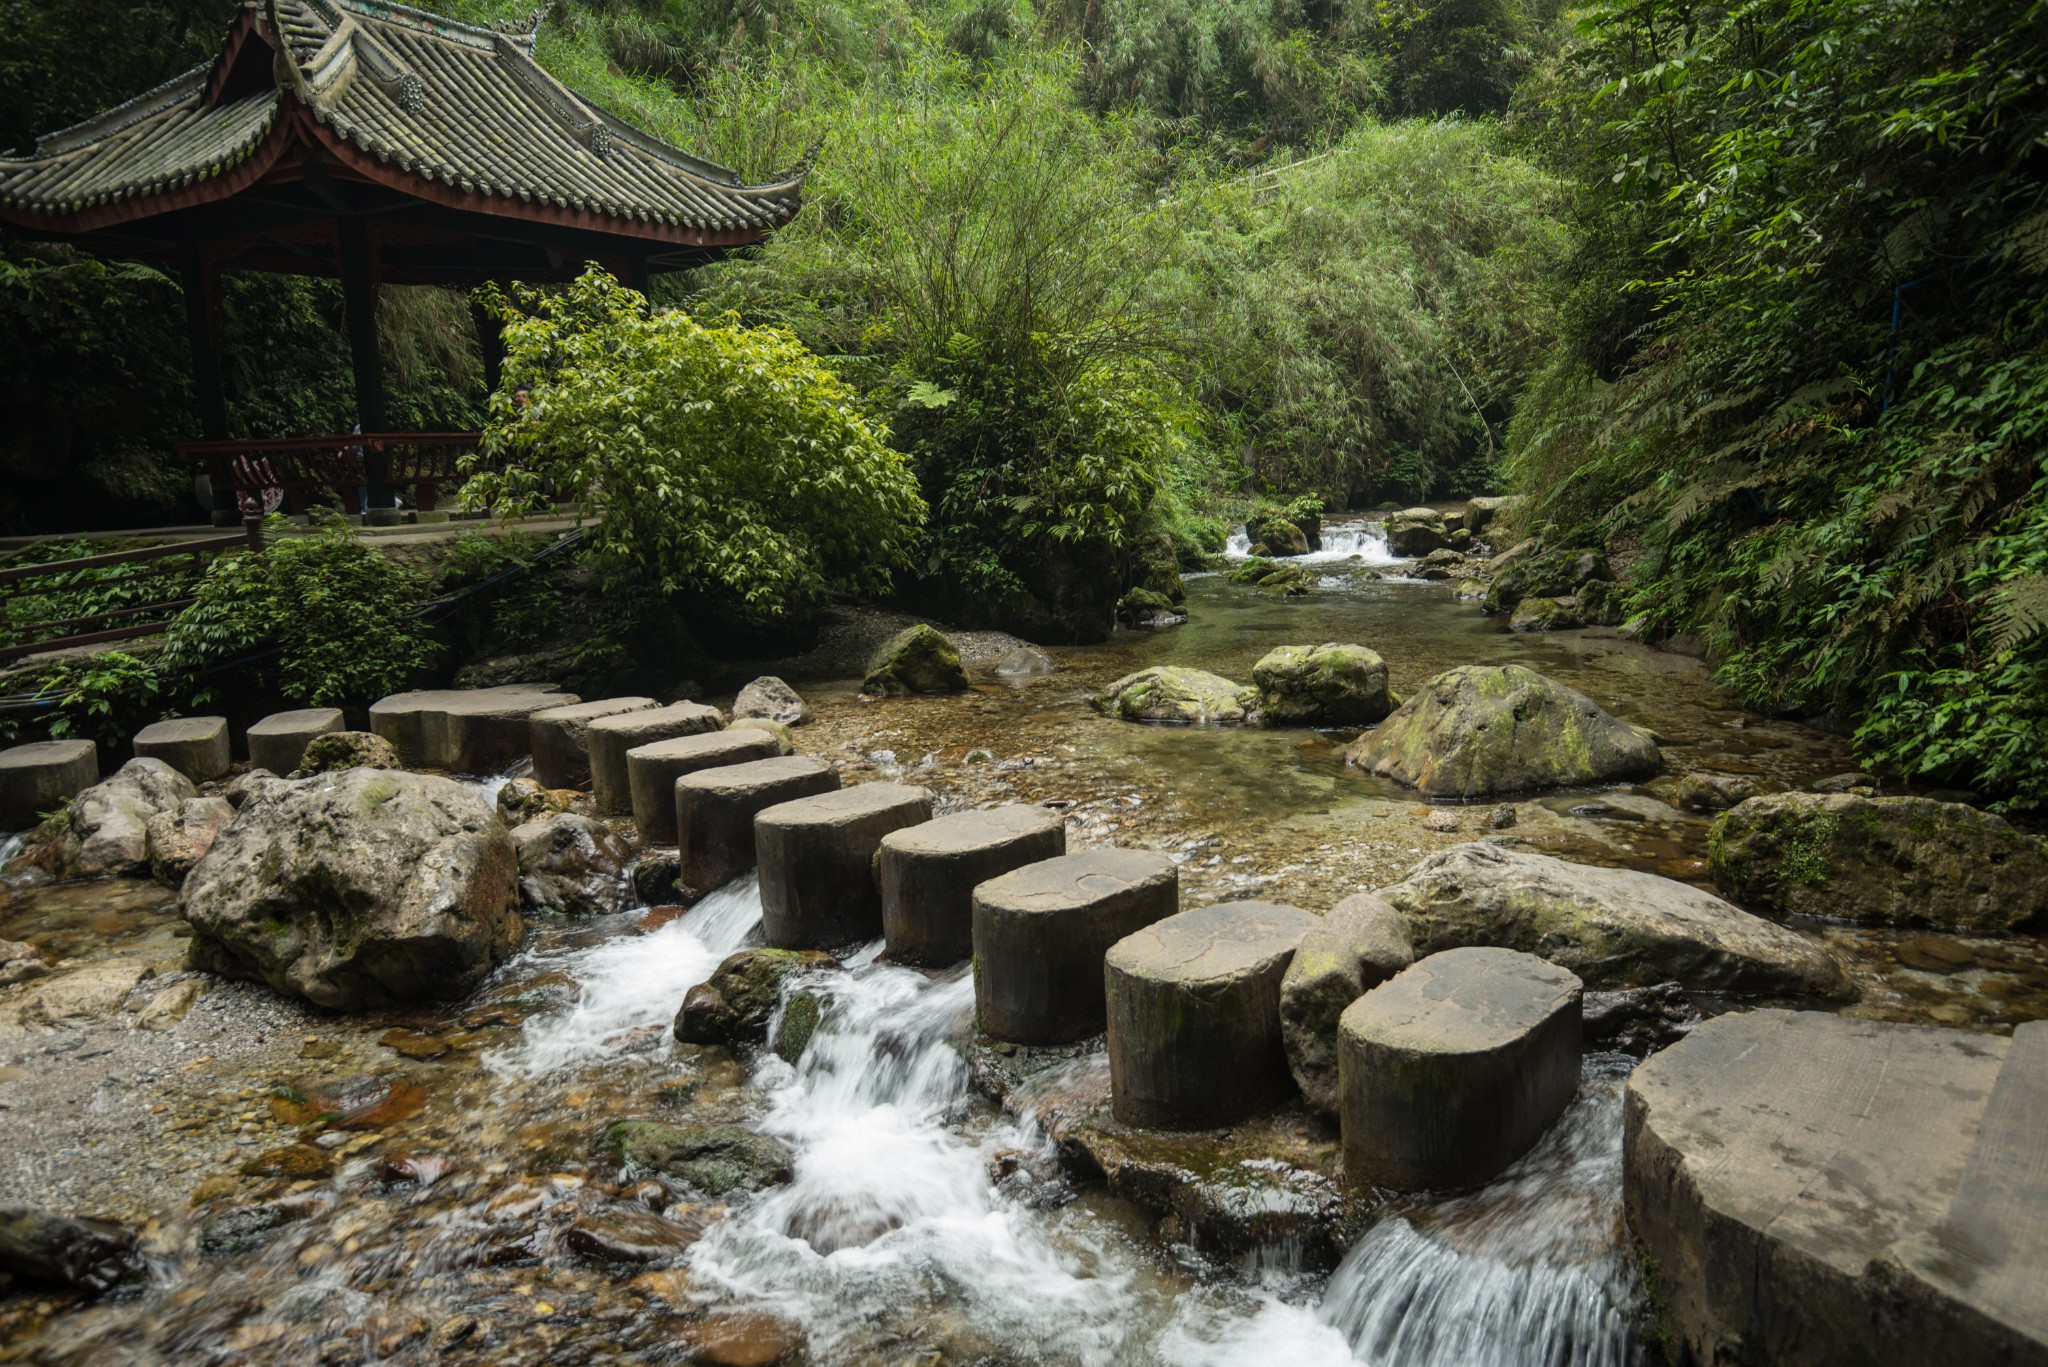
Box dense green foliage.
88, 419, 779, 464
1512, 0, 2048, 805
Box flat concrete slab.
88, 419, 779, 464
1625, 1009, 2025, 1367
132, 716, 231, 783
879, 805, 1067, 966
972, 849, 1179, 1045
1105, 900, 1318, 1127
530, 697, 657, 790
675, 756, 840, 894
245, 707, 344, 775
1340, 946, 1581, 1191
586, 702, 723, 815
626, 730, 783, 844
369, 684, 571, 771
756, 782, 933, 948
0, 740, 98, 831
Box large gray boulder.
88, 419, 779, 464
862, 626, 967, 696
145, 795, 235, 888
511, 813, 633, 917
1379, 843, 1850, 998
1386, 507, 1448, 557
1251, 644, 1393, 726
1345, 664, 1660, 797
1278, 891, 1416, 1117
1093, 667, 1256, 725
733, 676, 810, 727
181, 769, 522, 1009
1708, 792, 2048, 931
24, 758, 195, 879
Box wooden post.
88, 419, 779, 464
471, 296, 504, 397
628, 255, 652, 297
337, 216, 389, 508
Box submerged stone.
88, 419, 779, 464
0, 1207, 140, 1293
603, 1121, 795, 1195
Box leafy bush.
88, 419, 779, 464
0, 651, 160, 751
465, 267, 924, 632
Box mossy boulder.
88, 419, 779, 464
1227, 558, 1317, 596
1251, 643, 1393, 726
1115, 587, 1186, 628
862, 625, 968, 696
293, 731, 402, 776
1386, 507, 1448, 557
1482, 546, 1609, 616
1278, 892, 1416, 1117
1093, 667, 1257, 725
672, 947, 838, 1046
601, 1121, 794, 1195
1509, 596, 1582, 633
1707, 793, 2048, 931
1675, 771, 1777, 812
1252, 517, 1310, 557
1345, 664, 1660, 797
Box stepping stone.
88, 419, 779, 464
245, 708, 344, 775
1339, 946, 1581, 1191
369, 684, 571, 771
878, 805, 1067, 966
131, 716, 231, 783
756, 783, 934, 948
0, 740, 98, 831
627, 730, 784, 844
586, 703, 723, 815
1105, 900, 1319, 1127
972, 849, 1179, 1045
530, 697, 657, 790
675, 756, 840, 894
1625, 1008, 2030, 1367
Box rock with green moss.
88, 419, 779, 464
292, 731, 402, 776
1253, 517, 1310, 557
1346, 663, 1660, 797
1509, 596, 1582, 633
862, 625, 968, 696
1379, 842, 1851, 997
774, 987, 826, 1063
1094, 667, 1258, 725
1708, 793, 2048, 931
672, 947, 838, 1045
1387, 507, 1449, 557
601, 1121, 794, 1195
179, 769, 522, 1009
1227, 558, 1319, 596
1278, 892, 1416, 1117
1675, 771, 1777, 812
1115, 587, 1187, 628
1252, 643, 1393, 726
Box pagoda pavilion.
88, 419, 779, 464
0, 0, 810, 516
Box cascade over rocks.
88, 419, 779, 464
1093, 666, 1256, 725
862, 625, 967, 695
1279, 891, 1415, 1118
511, 813, 633, 917
1251, 643, 1393, 725
1708, 792, 2048, 931
1345, 664, 1660, 796
21, 757, 195, 880
181, 769, 522, 1009
1378, 842, 1851, 997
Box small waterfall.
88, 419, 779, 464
1223, 522, 1400, 566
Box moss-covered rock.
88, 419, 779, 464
1227, 557, 1318, 596
1346, 664, 1660, 797
1093, 667, 1257, 725
1115, 587, 1187, 628
1707, 793, 2048, 931
1510, 596, 1583, 632
293, 731, 402, 776
1278, 892, 1415, 1117
672, 947, 838, 1045
1386, 507, 1448, 557
1675, 772, 1777, 812
601, 1121, 794, 1195
861, 625, 968, 695
1252, 643, 1393, 726
1252, 517, 1310, 557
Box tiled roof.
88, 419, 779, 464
0, 0, 808, 238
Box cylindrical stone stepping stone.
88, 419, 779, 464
369, 684, 570, 770
1339, 946, 1582, 1191
675, 756, 841, 894
627, 730, 784, 844
1105, 900, 1319, 1127
756, 782, 934, 949
973, 850, 1179, 1045
586, 703, 723, 815
530, 697, 657, 790
132, 716, 231, 783
245, 707, 344, 775
879, 805, 1067, 966
0, 740, 98, 831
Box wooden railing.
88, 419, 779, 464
175, 432, 485, 514
0, 521, 264, 664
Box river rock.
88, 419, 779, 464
725, 717, 795, 751
16, 957, 150, 1027
566, 1207, 705, 1263
756, 783, 933, 948
879, 805, 1067, 966
862, 625, 967, 695
0, 939, 50, 988
1093, 666, 1256, 725
603, 1121, 795, 1195
689, 1311, 806, 1367
181, 769, 522, 1009
1674, 770, 1775, 811
1386, 507, 1448, 557
245, 707, 345, 776
1463, 495, 1521, 538
1378, 842, 1850, 998
1105, 901, 1318, 1127
1624, 1010, 2045, 1367
0, 740, 98, 832
529, 697, 658, 790
1339, 946, 1582, 1190
993, 645, 1057, 677
1251, 644, 1393, 726
1252, 517, 1309, 557
1345, 664, 1660, 797
673, 948, 838, 1046
511, 813, 632, 917
732, 676, 809, 727
1279, 892, 1416, 1117
1509, 596, 1581, 632
145, 795, 235, 887
27, 757, 195, 879
293, 730, 401, 776
0, 1208, 140, 1293
495, 776, 578, 825
1708, 792, 2048, 931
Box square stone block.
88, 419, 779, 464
530, 697, 658, 790
0, 740, 99, 831
626, 730, 783, 844
132, 716, 231, 783
675, 756, 840, 894
755, 782, 933, 948
245, 708, 345, 775
879, 805, 1066, 966
585, 702, 722, 815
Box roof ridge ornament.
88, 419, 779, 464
494, 5, 549, 49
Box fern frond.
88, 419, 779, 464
1987, 574, 2048, 652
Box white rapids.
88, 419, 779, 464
1223, 520, 1401, 566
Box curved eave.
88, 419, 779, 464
0, 106, 297, 235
